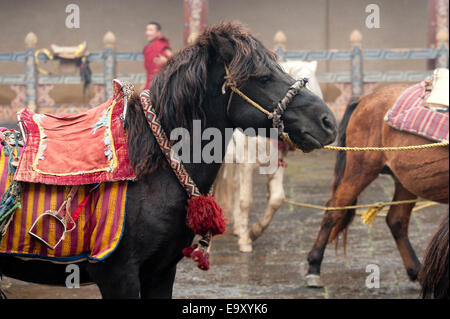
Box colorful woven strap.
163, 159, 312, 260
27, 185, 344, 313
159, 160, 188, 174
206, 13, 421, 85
140, 90, 204, 198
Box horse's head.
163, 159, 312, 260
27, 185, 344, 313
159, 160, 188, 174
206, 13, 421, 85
200, 23, 337, 151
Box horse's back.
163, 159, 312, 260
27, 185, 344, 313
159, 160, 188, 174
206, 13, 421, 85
373, 85, 449, 202
344, 84, 449, 202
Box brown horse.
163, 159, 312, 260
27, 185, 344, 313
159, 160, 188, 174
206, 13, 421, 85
418, 212, 449, 299
306, 84, 449, 288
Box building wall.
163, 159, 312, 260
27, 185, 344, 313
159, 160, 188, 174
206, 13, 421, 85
0, 0, 431, 105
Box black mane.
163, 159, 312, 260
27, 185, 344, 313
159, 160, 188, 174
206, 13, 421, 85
125, 22, 277, 178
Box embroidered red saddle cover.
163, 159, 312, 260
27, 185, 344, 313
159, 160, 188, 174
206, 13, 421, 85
14, 80, 136, 185
384, 80, 449, 142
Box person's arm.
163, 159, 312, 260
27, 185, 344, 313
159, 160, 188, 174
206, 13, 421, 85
153, 48, 173, 66
164, 48, 173, 59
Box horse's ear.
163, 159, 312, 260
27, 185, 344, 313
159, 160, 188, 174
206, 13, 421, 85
309, 61, 318, 72
210, 33, 234, 63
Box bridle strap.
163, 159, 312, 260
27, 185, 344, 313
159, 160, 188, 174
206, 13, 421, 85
271, 80, 306, 133
222, 64, 307, 148
223, 65, 272, 117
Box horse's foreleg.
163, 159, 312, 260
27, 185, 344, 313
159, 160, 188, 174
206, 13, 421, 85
386, 181, 420, 281
230, 163, 241, 236
86, 261, 140, 299
306, 153, 383, 287
139, 265, 177, 299
249, 166, 285, 241
236, 163, 256, 252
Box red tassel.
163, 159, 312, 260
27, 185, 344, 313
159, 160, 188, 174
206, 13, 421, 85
191, 249, 205, 262
186, 195, 226, 236
197, 253, 210, 271
182, 244, 198, 258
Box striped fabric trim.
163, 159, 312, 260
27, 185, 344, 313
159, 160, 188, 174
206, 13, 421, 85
140, 90, 203, 198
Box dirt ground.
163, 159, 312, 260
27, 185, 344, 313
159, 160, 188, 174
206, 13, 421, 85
0, 149, 447, 299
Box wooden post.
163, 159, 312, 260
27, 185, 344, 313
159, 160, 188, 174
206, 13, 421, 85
350, 29, 363, 96
428, 0, 438, 69
103, 31, 116, 100
24, 32, 38, 112
183, 0, 208, 47
436, 29, 449, 68
273, 30, 287, 61
429, 0, 449, 69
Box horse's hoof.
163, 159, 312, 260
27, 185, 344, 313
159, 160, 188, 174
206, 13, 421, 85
306, 274, 323, 288
239, 244, 253, 253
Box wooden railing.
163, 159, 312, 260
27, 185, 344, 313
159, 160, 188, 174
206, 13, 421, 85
0, 29, 448, 122
273, 29, 449, 119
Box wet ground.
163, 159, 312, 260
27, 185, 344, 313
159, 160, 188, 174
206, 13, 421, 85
1, 149, 447, 299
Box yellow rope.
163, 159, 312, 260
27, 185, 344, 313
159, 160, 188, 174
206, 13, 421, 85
323, 141, 448, 151
283, 198, 425, 211
223, 65, 448, 152
230, 86, 273, 117
267, 125, 448, 152
353, 201, 439, 217
283, 198, 440, 226
223, 65, 273, 117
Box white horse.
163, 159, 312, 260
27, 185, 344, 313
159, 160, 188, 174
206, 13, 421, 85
214, 60, 323, 252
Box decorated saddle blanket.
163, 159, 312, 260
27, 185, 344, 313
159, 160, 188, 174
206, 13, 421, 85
384, 80, 449, 142
0, 143, 128, 263
14, 80, 135, 185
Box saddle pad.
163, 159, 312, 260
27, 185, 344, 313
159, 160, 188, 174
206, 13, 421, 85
14, 94, 135, 185
384, 81, 449, 142
0, 144, 128, 263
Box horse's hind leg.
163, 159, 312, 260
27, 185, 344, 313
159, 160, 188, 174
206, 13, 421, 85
306, 152, 384, 287
249, 166, 285, 241
385, 181, 420, 281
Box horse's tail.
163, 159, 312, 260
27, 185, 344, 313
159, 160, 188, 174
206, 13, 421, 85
0, 271, 6, 299
327, 97, 360, 249
0, 288, 5, 299
419, 211, 449, 299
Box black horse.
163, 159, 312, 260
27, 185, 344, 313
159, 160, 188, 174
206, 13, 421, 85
0, 22, 337, 298
419, 212, 449, 299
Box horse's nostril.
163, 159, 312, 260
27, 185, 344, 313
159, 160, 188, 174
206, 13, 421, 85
321, 115, 335, 131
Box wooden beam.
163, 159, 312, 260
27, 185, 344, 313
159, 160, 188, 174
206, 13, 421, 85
183, 0, 208, 47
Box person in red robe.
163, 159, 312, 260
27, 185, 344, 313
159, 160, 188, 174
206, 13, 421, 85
143, 22, 173, 90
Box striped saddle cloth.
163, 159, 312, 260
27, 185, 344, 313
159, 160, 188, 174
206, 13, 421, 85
0, 79, 135, 263
384, 80, 449, 142
0, 143, 128, 263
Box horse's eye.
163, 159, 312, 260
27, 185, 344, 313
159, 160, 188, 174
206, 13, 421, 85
258, 76, 271, 84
